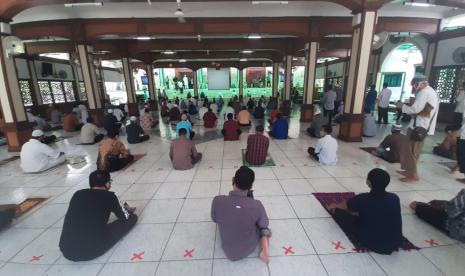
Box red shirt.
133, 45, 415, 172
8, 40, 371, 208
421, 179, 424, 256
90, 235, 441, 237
270, 110, 279, 121
246, 133, 269, 165
203, 111, 217, 128
223, 120, 240, 141
63, 113, 80, 132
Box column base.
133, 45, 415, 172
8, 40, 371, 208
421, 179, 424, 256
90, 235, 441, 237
3, 121, 32, 152
127, 103, 139, 117
337, 113, 364, 142
88, 108, 105, 127
300, 104, 314, 122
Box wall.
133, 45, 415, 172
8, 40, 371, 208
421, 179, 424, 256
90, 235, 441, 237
15, 58, 30, 79
434, 36, 465, 66
34, 60, 74, 81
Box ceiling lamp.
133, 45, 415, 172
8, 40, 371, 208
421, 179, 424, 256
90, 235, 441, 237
248, 34, 262, 39
163, 51, 176, 55
251, 1, 289, 4
179, 59, 187, 63
64, 2, 103, 7
403, 0, 435, 7
241, 50, 254, 54
240, 58, 248, 62
137, 36, 151, 40
175, 0, 186, 23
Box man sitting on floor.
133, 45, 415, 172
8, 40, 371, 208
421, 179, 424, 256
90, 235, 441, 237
176, 114, 195, 139
203, 108, 217, 128
0, 204, 18, 230
373, 124, 405, 163
140, 109, 158, 134
362, 111, 377, 137
409, 189, 465, 243
104, 109, 121, 137
433, 126, 457, 160
170, 128, 202, 170
222, 113, 241, 141
126, 116, 150, 144
80, 117, 104, 145
59, 170, 137, 261
63, 111, 83, 132
253, 104, 265, 119
269, 113, 288, 139
20, 130, 66, 173
97, 133, 134, 172
308, 125, 337, 165
211, 166, 271, 263
199, 104, 208, 121
50, 106, 63, 128
246, 125, 269, 165
328, 168, 403, 254
238, 106, 251, 126
307, 107, 326, 138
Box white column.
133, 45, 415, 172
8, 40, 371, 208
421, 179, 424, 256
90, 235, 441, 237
122, 57, 136, 104
303, 42, 318, 105
425, 42, 437, 80
284, 55, 293, 100
146, 64, 156, 100
27, 59, 42, 105
239, 69, 244, 96
77, 44, 101, 109
193, 69, 199, 97
272, 62, 279, 98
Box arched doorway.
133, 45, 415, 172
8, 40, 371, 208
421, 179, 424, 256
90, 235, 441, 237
379, 42, 423, 102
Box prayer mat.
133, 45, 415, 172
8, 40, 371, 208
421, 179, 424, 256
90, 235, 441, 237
14, 197, 48, 219
359, 147, 397, 163
48, 125, 63, 131
55, 136, 72, 142
0, 156, 19, 166
122, 154, 146, 170
437, 161, 456, 170
241, 149, 276, 167
313, 192, 420, 252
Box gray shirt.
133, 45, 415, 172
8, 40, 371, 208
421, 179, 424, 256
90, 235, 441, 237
322, 90, 337, 110
211, 191, 269, 261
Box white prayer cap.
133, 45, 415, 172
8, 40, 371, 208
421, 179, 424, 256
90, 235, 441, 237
107, 109, 113, 113
130, 116, 137, 121
32, 130, 44, 137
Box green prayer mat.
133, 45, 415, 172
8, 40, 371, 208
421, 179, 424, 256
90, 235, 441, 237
241, 149, 276, 167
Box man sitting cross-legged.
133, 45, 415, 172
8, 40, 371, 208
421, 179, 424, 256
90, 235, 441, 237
80, 117, 104, 145
211, 166, 271, 263
59, 170, 137, 261
373, 124, 405, 163
246, 125, 269, 166
170, 128, 202, 170
328, 168, 403, 254
126, 116, 150, 144
97, 133, 134, 172
222, 113, 242, 141
20, 130, 66, 173
308, 124, 338, 166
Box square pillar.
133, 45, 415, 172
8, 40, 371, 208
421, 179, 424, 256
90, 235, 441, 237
239, 69, 244, 97
0, 33, 32, 151
339, 11, 377, 142
284, 55, 292, 100
425, 42, 437, 81
122, 57, 138, 116
77, 44, 104, 126
193, 69, 199, 97
301, 42, 318, 122
146, 64, 156, 101
272, 62, 279, 98
27, 59, 42, 106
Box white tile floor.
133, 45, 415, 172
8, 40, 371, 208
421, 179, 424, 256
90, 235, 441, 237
0, 108, 464, 276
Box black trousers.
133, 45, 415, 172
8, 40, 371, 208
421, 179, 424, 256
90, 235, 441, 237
107, 155, 134, 172
453, 112, 463, 129
324, 109, 334, 124
457, 138, 465, 173
377, 107, 389, 124
0, 204, 17, 230
433, 146, 455, 160
63, 214, 138, 261
94, 134, 105, 144
42, 135, 57, 144
308, 147, 319, 161
415, 201, 448, 233
333, 209, 358, 240
129, 135, 150, 144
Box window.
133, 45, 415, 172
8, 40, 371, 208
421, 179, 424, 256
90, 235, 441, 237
18, 80, 33, 107
38, 80, 76, 104
383, 73, 403, 88
434, 67, 457, 103
79, 82, 87, 101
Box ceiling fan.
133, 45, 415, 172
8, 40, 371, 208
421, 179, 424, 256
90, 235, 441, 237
175, 0, 186, 23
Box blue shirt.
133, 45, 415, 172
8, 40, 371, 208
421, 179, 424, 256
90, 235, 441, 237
347, 192, 403, 254
176, 120, 193, 139
272, 118, 288, 139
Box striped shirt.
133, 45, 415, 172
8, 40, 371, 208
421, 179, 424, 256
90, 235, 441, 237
246, 134, 269, 165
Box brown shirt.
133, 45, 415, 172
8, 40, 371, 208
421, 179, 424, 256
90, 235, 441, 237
211, 191, 269, 261
97, 138, 129, 170
63, 113, 80, 132
380, 133, 406, 162
169, 136, 199, 170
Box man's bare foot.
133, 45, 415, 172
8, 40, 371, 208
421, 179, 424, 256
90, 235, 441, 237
456, 178, 465, 184
259, 248, 269, 263
396, 170, 408, 176
400, 176, 420, 183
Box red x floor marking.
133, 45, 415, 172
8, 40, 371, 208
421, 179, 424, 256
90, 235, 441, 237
283, 246, 294, 255
425, 239, 439, 246
208, 166, 214, 169
332, 241, 345, 250
184, 249, 194, 258
157, 168, 164, 171
131, 251, 145, 261
30, 255, 43, 262
234, 165, 238, 168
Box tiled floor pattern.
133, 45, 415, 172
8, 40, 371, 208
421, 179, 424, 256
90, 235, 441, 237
0, 108, 464, 276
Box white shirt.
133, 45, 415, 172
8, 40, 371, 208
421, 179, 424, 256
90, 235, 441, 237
322, 90, 337, 110
80, 123, 100, 144
314, 135, 338, 166
378, 88, 392, 108
20, 139, 60, 173
402, 86, 439, 135
197, 100, 204, 108
363, 114, 377, 137
224, 106, 235, 119
210, 103, 218, 114
199, 107, 208, 120
455, 91, 465, 113
113, 108, 125, 122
